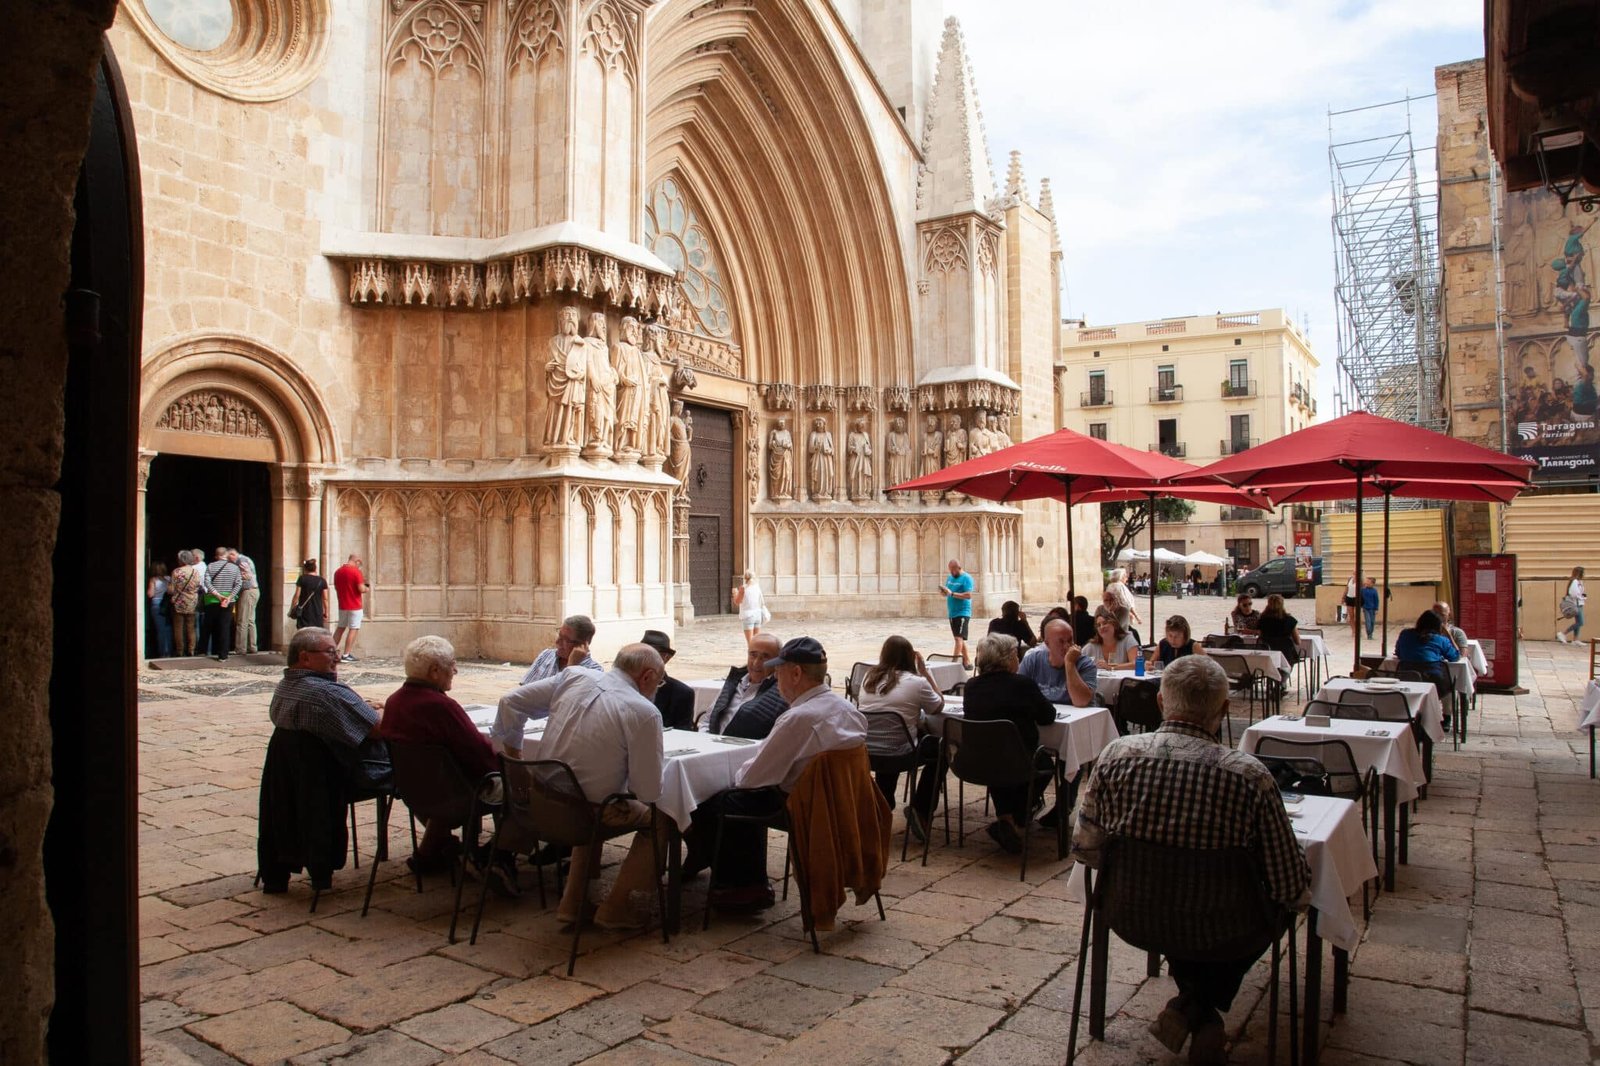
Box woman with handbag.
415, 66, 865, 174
291, 558, 330, 631
168, 551, 203, 656
731, 569, 768, 649
1559, 566, 1586, 643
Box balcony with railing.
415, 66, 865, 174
1148, 442, 1187, 458
1221, 379, 1258, 399
1146, 320, 1188, 336
1219, 437, 1260, 455
1080, 389, 1113, 408
1219, 506, 1260, 522
1149, 384, 1184, 403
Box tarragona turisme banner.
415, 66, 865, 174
1501, 189, 1600, 478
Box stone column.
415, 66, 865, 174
135, 450, 154, 658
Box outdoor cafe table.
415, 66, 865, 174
1200, 645, 1292, 679
1378, 653, 1479, 746
1066, 794, 1376, 1065
925, 660, 969, 692
929, 697, 1118, 782
1241, 715, 1423, 891
467, 706, 763, 933
1314, 677, 1444, 743
1578, 680, 1600, 778
687, 678, 725, 719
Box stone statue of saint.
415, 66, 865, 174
807, 416, 835, 502
544, 306, 586, 452
968, 410, 994, 458
768, 417, 794, 500
642, 325, 672, 466
943, 413, 967, 468
666, 398, 692, 488
990, 412, 1013, 450
846, 418, 873, 501
886, 415, 911, 491
919, 413, 943, 478
611, 315, 647, 460
582, 313, 616, 458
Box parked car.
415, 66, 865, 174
1237, 556, 1302, 598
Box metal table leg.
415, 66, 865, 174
1304, 910, 1323, 1065
1382, 776, 1397, 892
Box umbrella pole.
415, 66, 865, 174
1064, 477, 1075, 604
1148, 491, 1157, 645
1353, 477, 1364, 673
1381, 491, 1392, 652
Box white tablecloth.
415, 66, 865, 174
1314, 678, 1444, 743
931, 699, 1118, 781
687, 677, 725, 716
1064, 794, 1374, 953
1464, 640, 1490, 677
1293, 795, 1379, 952
1202, 646, 1291, 678
927, 661, 969, 692
1300, 633, 1329, 663
1378, 656, 1476, 700
1579, 679, 1600, 732
1094, 668, 1146, 705
1242, 716, 1427, 803
466, 707, 757, 831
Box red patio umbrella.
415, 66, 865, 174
891, 428, 1274, 618
1175, 412, 1537, 667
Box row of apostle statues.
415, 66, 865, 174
545, 307, 689, 471
765, 409, 1012, 504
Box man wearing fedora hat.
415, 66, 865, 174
640, 629, 695, 730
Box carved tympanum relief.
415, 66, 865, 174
157, 392, 272, 439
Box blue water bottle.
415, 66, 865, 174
1134, 655, 1146, 677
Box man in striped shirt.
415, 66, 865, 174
202, 547, 243, 661
1071, 654, 1309, 1064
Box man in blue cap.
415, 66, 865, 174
686, 636, 867, 910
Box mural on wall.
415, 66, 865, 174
1503, 190, 1600, 477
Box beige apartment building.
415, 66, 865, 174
1058, 309, 1321, 571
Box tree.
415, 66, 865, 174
1100, 496, 1197, 568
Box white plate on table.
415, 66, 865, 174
1365, 678, 1401, 687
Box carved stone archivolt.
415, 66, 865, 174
342, 248, 680, 318
123, 0, 331, 104
156, 392, 273, 440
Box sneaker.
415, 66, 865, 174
904, 806, 928, 844
341, 653, 358, 661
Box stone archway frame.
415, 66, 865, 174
139, 333, 340, 468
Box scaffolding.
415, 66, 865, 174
1328, 95, 1444, 432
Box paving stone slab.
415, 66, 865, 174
479, 1019, 608, 1066
765, 952, 899, 996
186, 1000, 351, 1065
1463, 1010, 1592, 1066
286, 954, 497, 1032
695, 974, 854, 1039
392, 1003, 522, 1054
646, 1011, 785, 1065
472, 975, 608, 1025
287, 1029, 446, 1066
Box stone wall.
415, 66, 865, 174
1436, 59, 1500, 557
0, 3, 118, 1058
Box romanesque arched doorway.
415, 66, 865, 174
138, 336, 338, 653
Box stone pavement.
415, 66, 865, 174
138, 599, 1600, 1064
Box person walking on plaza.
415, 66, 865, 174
147, 561, 173, 659
168, 550, 203, 656
203, 547, 243, 661
731, 569, 768, 650
1343, 572, 1360, 641
941, 558, 975, 669
290, 558, 329, 631
1104, 568, 1141, 644
1361, 577, 1381, 639
332, 554, 370, 662
230, 548, 260, 654
1559, 565, 1587, 643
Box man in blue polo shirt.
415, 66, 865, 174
941, 558, 975, 669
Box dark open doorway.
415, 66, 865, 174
145, 453, 274, 648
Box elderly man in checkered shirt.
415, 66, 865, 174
1071, 654, 1310, 1065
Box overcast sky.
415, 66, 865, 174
944, 0, 1485, 410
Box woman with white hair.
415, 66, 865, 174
378, 636, 514, 893
731, 569, 769, 649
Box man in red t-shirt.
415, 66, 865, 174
332, 554, 370, 662
380, 635, 514, 893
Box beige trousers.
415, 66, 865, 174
557, 798, 667, 925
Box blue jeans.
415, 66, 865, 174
1362, 607, 1376, 638
1566, 605, 1585, 640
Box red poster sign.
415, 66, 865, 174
1456, 554, 1518, 690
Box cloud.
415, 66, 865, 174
944, 0, 1483, 352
